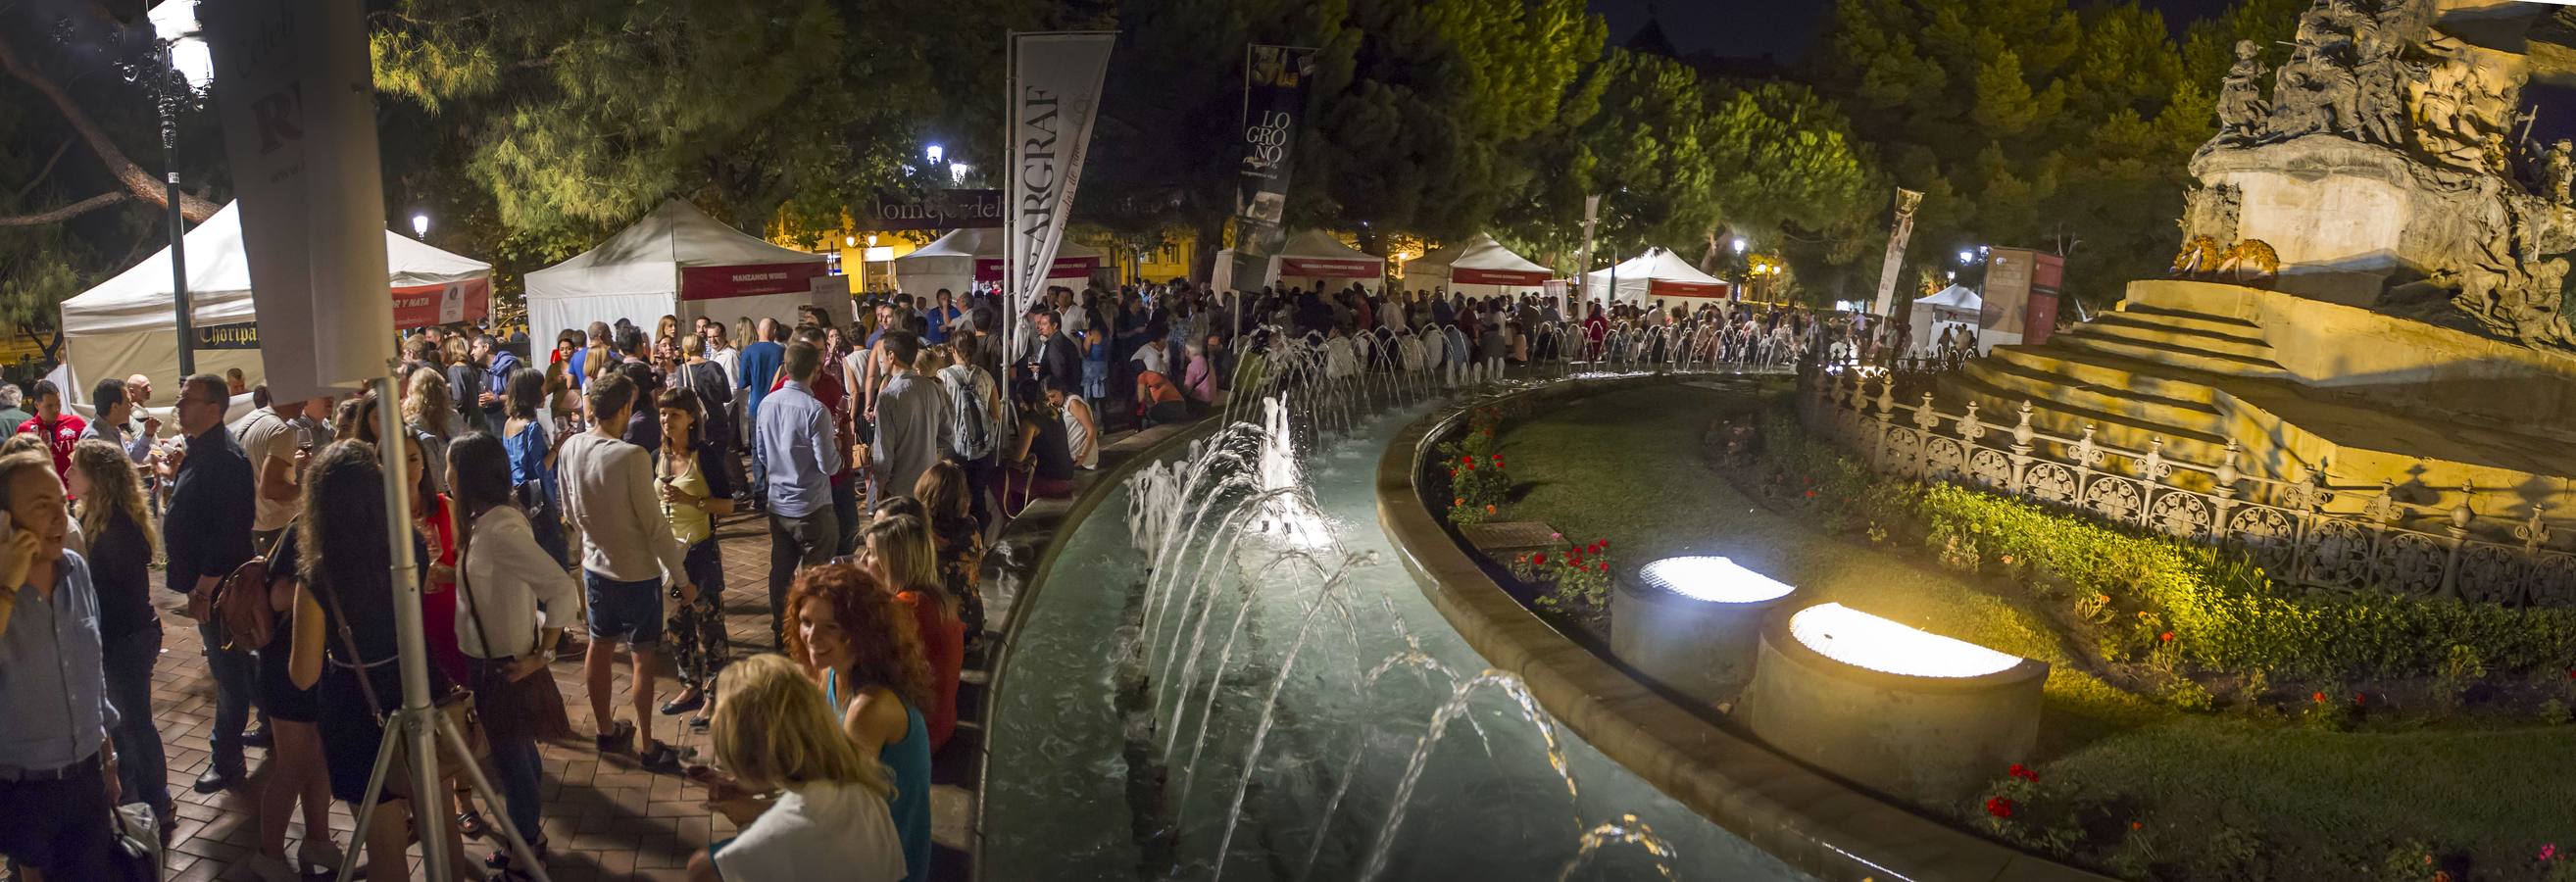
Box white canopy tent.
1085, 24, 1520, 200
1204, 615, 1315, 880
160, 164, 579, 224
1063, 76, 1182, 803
1907, 283, 1983, 357
1213, 229, 1386, 293
524, 200, 830, 339
57, 201, 490, 407
888, 227, 1105, 301
1404, 233, 1552, 296
1581, 247, 1728, 305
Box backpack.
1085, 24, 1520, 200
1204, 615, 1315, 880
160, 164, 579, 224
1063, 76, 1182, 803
214, 523, 293, 652
944, 366, 997, 460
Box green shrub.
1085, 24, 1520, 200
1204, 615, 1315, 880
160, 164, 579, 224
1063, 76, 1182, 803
1511, 536, 1616, 614
1436, 407, 1512, 518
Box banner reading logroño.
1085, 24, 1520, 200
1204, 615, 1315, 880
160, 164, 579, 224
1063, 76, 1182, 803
203, 0, 394, 401
1005, 32, 1116, 318
1229, 44, 1317, 289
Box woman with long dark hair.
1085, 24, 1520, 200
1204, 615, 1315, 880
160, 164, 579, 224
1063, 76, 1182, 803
448, 432, 577, 873
501, 368, 568, 564
653, 387, 735, 718
998, 380, 1074, 515
912, 462, 986, 651
782, 564, 935, 882
284, 440, 467, 882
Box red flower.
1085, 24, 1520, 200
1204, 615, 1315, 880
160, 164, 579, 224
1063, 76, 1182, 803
1461, 455, 1473, 465
1490, 454, 1502, 465
1453, 497, 1464, 507
1533, 553, 1546, 565
1984, 797, 2014, 818
1464, 462, 1476, 471
1804, 489, 1817, 498
2158, 631, 2174, 643
2310, 691, 2327, 704
1485, 505, 1496, 514
1590, 539, 1607, 553
2353, 692, 2367, 706
2006, 763, 2038, 782
1597, 562, 1608, 572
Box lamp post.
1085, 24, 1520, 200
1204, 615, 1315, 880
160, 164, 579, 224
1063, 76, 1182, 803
412, 213, 429, 239
925, 143, 945, 165
149, 0, 212, 378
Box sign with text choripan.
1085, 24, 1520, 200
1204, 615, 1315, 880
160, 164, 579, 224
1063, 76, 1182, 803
204, 0, 394, 400
193, 322, 259, 351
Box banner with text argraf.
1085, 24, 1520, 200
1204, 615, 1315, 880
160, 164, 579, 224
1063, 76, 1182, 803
203, 0, 395, 401
1230, 44, 1316, 289
1006, 32, 1115, 318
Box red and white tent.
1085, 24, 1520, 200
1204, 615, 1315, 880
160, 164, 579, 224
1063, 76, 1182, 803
524, 199, 830, 337
889, 227, 1104, 298
1405, 233, 1552, 295
1583, 247, 1728, 304
1214, 229, 1387, 292
58, 200, 490, 401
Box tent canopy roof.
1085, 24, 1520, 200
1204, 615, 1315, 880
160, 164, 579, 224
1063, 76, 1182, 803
1278, 229, 1380, 265
525, 200, 822, 301
1915, 283, 1981, 311
1582, 247, 1720, 284
893, 227, 1103, 263
1411, 233, 1548, 274
62, 201, 488, 336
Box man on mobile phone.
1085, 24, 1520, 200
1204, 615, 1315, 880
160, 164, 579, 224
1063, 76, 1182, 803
161, 374, 258, 792
0, 451, 123, 878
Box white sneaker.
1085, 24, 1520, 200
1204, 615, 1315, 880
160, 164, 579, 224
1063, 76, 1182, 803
298, 837, 346, 872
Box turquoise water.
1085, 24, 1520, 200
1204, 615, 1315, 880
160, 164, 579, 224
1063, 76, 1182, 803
981, 397, 1810, 882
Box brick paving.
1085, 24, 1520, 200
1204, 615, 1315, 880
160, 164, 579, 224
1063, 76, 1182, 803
26, 510, 979, 882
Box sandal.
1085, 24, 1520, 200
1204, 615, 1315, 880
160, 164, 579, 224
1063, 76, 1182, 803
594, 719, 635, 753
455, 809, 487, 839
485, 835, 548, 872
659, 691, 705, 715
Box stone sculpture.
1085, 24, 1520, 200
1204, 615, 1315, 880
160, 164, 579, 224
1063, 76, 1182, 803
2216, 40, 2269, 139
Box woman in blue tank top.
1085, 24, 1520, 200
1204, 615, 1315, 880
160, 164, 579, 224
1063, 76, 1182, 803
783, 563, 935, 882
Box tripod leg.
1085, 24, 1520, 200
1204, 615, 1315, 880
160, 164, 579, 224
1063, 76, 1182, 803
337, 711, 408, 882
436, 715, 550, 882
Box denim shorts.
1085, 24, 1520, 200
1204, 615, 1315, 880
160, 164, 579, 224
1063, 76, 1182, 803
584, 570, 665, 649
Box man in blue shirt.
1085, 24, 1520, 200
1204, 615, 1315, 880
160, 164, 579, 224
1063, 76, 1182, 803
0, 449, 120, 878
923, 288, 961, 345
753, 340, 842, 649
735, 318, 787, 506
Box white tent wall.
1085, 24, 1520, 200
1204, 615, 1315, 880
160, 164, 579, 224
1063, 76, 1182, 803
1904, 284, 1984, 357
58, 328, 266, 408
524, 200, 830, 338
525, 291, 674, 343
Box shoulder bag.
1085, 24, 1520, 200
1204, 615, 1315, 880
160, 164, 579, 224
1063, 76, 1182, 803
310, 555, 488, 799
459, 512, 575, 744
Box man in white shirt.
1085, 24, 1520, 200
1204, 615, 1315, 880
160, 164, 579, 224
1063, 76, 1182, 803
557, 373, 691, 766
230, 398, 305, 550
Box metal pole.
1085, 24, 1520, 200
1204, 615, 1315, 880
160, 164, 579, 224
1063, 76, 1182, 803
160, 48, 194, 378
376, 373, 447, 882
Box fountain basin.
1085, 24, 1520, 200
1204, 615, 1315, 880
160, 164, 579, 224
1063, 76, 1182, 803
1739, 603, 2048, 806
1611, 556, 1798, 706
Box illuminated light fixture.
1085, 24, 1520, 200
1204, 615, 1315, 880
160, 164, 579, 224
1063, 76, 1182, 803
845, 234, 859, 248
1958, 249, 1974, 265
411, 213, 429, 239
866, 233, 878, 247
1787, 603, 2022, 678
1978, 244, 1991, 256
1639, 556, 1793, 604
148, 0, 213, 91
1731, 237, 1747, 254
950, 162, 969, 183
925, 143, 944, 164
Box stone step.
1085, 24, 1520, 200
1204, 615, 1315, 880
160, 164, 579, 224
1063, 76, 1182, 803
1947, 374, 2236, 470
1984, 346, 2225, 407
2087, 311, 2275, 354
1962, 359, 2233, 438
2054, 333, 2295, 379
2115, 303, 2266, 337
2069, 321, 2279, 364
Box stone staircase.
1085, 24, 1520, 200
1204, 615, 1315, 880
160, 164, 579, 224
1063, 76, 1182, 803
1950, 304, 2300, 480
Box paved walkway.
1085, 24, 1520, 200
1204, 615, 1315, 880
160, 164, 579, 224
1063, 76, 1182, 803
74, 509, 980, 882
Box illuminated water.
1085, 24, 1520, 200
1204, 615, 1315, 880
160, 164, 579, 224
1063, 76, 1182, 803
981, 372, 1811, 881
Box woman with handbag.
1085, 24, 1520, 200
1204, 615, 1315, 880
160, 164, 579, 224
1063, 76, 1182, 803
285, 440, 472, 882
501, 368, 569, 567
448, 432, 578, 875
653, 388, 735, 720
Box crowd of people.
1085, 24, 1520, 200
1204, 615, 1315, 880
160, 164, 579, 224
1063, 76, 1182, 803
0, 273, 1902, 882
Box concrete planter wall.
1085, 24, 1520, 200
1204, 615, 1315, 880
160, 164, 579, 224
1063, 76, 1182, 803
1738, 606, 2049, 806
1610, 568, 1797, 708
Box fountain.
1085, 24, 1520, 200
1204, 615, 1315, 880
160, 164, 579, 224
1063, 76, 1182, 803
981, 331, 1811, 881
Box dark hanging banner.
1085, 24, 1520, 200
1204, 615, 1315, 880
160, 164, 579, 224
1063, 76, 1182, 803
1228, 44, 1316, 290
857, 189, 1005, 231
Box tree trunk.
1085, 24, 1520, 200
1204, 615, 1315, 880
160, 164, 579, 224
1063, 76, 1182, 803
0, 32, 220, 223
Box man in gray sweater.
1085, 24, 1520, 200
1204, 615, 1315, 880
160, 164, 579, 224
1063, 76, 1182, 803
557, 373, 691, 766
867, 331, 951, 512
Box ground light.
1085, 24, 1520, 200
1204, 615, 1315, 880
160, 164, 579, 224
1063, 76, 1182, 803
1612, 556, 1799, 707
1741, 602, 2048, 803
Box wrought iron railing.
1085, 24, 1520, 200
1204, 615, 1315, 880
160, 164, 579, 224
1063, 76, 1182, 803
1799, 368, 2576, 608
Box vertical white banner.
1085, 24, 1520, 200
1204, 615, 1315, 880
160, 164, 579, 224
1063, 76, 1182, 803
1007, 32, 1116, 318
1870, 187, 1924, 318
203, 0, 394, 401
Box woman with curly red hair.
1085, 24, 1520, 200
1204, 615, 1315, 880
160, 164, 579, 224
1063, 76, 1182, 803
781, 564, 934, 882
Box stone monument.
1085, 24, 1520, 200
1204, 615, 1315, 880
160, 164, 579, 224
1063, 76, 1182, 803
1940, 0, 2576, 537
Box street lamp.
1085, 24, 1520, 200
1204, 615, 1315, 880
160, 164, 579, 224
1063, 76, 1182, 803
412, 213, 429, 239
1958, 249, 1974, 266
950, 162, 969, 183
925, 143, 945, 165
148, 0, 213, 377
1731, 237, 1748, 255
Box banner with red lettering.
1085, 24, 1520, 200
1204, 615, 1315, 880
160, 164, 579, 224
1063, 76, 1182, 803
677, 263, 830, 302
1454, 267, 1552, 286
1650, 278, 1730, 298
1280, 257, 1379, 278
391, 277, 491, 330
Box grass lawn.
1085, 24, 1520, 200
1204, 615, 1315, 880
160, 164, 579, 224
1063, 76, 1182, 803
1494, 381, 2576, 881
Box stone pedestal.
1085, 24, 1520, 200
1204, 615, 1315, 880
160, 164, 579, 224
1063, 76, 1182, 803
2192, 136, 2496, 306
1738, 605, 2049, 806
1610, 575, 1793, 707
